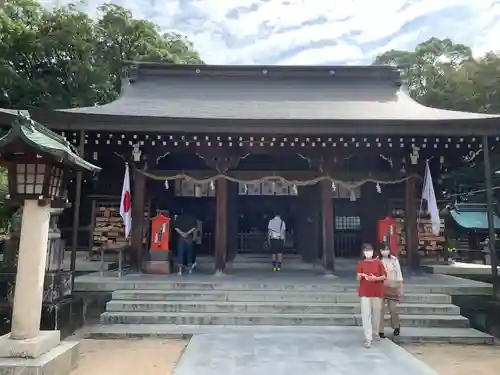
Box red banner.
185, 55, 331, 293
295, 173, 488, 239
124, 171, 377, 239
377, 217, 399, 254
150, 214, 171, 252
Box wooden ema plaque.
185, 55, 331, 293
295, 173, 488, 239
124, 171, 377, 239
390, 201, 445, 258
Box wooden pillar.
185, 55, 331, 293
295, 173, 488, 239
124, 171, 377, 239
297, 185, 320, 262
226, 181, 238, 262
483, 135, 499, 283
215, 178, 228, 273
70, 130, 85, 278
196, 152, 242, 272
404, 175, 418, 273
131, 168, 146, 271
296, 187, 308, 261
320, 180, 335, 273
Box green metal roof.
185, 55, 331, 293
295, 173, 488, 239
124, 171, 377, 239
450, 208, 500, 230
0, 111, 100, 173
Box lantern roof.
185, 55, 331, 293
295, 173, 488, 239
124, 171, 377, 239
0, 110, 100, 173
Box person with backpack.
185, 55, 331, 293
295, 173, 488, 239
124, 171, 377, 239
267, 213, 286, 271
378, 243, 404, 338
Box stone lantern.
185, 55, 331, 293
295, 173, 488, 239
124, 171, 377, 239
0, 111, 100, 374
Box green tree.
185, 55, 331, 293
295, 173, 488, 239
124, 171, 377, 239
0, 0, 203, 109
374, 38, 500, 195
374, 37, 476, 110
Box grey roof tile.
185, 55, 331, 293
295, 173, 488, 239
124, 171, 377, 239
55, 64, 499, 122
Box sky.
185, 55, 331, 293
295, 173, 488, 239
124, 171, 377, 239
45, 0, 500, 65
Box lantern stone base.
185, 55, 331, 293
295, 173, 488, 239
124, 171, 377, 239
143, 261, 170, 275
0, 340, 79, 375
0, 330, 60, 358
0, 331, 79, 375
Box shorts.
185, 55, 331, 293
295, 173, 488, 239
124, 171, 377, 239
269, 238, 284, 254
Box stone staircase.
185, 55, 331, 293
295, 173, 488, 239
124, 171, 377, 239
90, 280, 495, 343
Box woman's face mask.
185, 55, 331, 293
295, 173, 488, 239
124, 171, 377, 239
364, 250, 374, 259
380, 250, 390, 257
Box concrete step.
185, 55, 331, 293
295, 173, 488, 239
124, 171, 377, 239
86, 324, 495, 344
111, 289, 453, 304
227, 255, 320, 270
97, 280, 490, 295
106, 300, 461, 315
100, 311, 470, 328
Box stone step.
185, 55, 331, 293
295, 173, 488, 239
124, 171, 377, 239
86, 324, 495, 345
100, 311, 470, 328
106, 300, 461, 315
111, 289, 453, 304
97, 280, 491, 295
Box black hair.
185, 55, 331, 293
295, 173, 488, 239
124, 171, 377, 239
359, 243, 380, 260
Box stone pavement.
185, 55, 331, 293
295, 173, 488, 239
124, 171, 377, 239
173, 329, 440, 375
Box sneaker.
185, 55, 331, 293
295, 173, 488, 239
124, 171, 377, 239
276, 267, 281, 272
273, 267, 277, 272
191, 261, 197, 271
393, 327, 400, 337
177, 267, 183, 276
364, 341, 371, 348
379, 332, 386, 339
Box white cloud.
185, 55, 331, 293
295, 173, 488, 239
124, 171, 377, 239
44, 0, 500, 64
277, 45, 364, 66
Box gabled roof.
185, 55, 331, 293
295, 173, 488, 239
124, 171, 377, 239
450, 203, 500, 230
26, 63, 500, 135
0, 108, 29, 124
0, 111, 100, 173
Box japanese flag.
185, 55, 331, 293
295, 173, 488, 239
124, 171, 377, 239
120, 164, 132, 238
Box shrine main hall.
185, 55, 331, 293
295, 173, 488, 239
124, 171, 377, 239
7, 62, 500, 274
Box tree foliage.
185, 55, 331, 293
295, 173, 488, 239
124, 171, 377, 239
374, 37, 500, 198
374, 37, 500, 114
0, 0, 203, 109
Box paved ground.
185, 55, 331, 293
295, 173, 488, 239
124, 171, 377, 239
173, 331, 440, 375
87, 325, 494, 344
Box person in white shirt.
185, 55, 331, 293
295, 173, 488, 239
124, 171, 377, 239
378, 246, 404, 338
267, 213, 286, 271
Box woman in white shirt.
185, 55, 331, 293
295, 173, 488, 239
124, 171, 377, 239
378, 246, 404, 338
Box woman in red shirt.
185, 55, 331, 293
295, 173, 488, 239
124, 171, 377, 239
357, 243, 386, 348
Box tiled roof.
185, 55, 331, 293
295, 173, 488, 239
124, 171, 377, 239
0, 111, 100, 172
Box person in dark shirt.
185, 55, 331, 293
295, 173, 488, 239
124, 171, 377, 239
174, 210, 197, 275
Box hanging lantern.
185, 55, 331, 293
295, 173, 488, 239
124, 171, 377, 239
164, 180, 169, 190
350, 190, 356, 202
376, 183, 381, 194
331, 181, 336, 191
194, 184, 202, 197
210, 180, 215, 190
